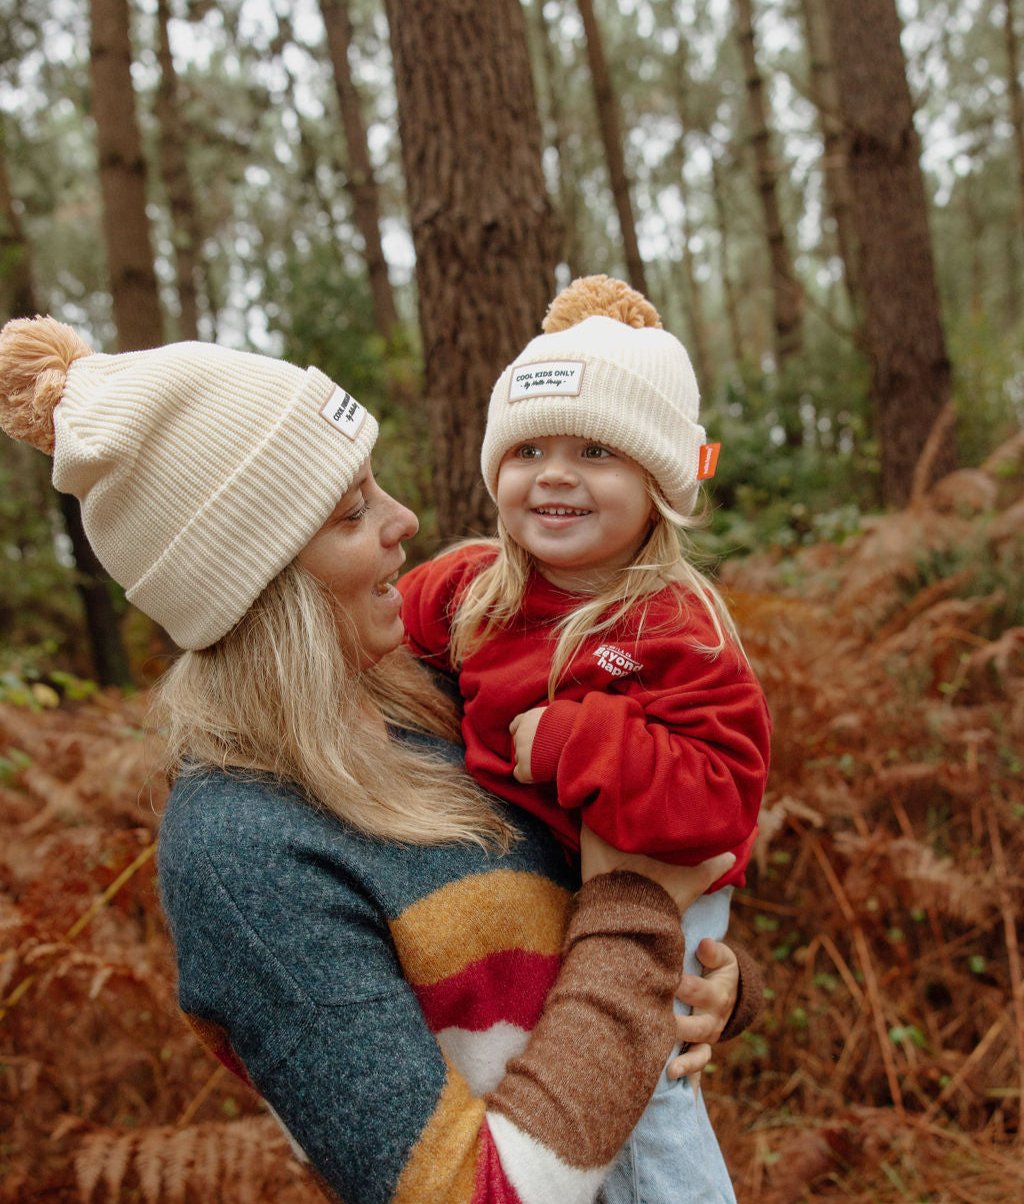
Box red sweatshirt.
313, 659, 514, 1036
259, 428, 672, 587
399, 544, 771, 889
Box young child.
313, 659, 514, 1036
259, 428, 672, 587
399, 276, 771, 1202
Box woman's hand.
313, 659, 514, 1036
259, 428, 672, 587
667, 939, 740, 1085
579, 825, 736, 915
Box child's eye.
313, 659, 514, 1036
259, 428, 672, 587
582, 444, 613, 459
515, 444, 542, 459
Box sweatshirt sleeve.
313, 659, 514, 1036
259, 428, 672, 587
530, 619, 771, 868
398, 544, 496, 671
158, 784, 683, 1204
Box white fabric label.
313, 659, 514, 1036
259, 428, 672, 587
508, 360, 585, 401
320, 387, 367, 439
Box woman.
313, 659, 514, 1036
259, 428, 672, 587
0, 317, 760, 1203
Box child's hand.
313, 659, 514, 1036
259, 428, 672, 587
668, 939, 740, 1088
508, 707, 547, 782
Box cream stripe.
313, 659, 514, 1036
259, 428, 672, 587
485, 1111, 611, 1204
389, 871, 570, 985
437, 1022, 531, 1096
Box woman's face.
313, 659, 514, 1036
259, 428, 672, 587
296, 461, 418, 669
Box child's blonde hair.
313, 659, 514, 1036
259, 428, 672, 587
449, 476, 741, 698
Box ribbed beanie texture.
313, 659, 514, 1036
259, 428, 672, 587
481, 314, 704, 514
52, 342, 378, 649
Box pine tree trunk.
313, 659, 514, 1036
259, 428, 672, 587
319, 0, 398, 338
800, 0, 861, 319
733, 0, 804, 366
0, 131, 133, 685
575, 0, 648, 294
155, 0, 202, 341
383, 0, 558, 541
1004, 0, 1024, 320
711, 153, 746, 371
0, 120, 36, 322
677, 196, 715, 401
89, 0, 163, 351
531, 0, 581, 277
827, 0, 955, 506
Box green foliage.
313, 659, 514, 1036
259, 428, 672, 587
699, 334, 876, 555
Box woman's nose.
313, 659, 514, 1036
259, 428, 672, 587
384, 494, 419, 543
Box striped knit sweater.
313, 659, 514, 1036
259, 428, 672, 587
157, 737, 759, 1203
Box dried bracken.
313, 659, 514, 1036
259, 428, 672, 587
1, 438, 1022, 1201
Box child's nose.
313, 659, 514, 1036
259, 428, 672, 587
537, 456, 578, 485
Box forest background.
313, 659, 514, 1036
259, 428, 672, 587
1, 0, 1022, 1200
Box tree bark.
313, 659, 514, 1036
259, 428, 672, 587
318, 0, 398, 339
575, 0, 648, 294
89, 0, 164, 351
733, 0, 804, 366
0, 118, 37, 322
531, 0, 581, 277
154, 0, 202, 341
1004, 0, 1024, 320
0, 126, 133, 685
827, 0, 955, 505
383, 0, 558, 541
711, 152, 746, 371
800, 0, 861, 319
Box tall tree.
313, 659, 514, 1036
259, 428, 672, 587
0, 119, 132, 686
733, 0, 804, 366
710, 151, 746, 371
0, 118, 36, 321
530, 0, 581, 277
383, 0, 558, 539
318, 0, 398, 339
154, 0, 202, 341
1005, 0, 1024, 319
88, 0, 163, 350
575, 0, 647, 294
827, 0, 956, 505
800, 0, 861, 319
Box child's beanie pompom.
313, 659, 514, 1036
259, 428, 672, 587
542, 274, 663, 334
0, 316, 93, 455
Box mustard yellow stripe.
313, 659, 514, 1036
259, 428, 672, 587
393, 1062, 483, 1204
389, 870, 570, 986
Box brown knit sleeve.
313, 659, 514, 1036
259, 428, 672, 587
486, 871, 683, 1171
719, 941, 765, 1043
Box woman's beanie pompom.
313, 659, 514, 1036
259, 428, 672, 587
541, 274, 662, 334
0, 316, 94, 455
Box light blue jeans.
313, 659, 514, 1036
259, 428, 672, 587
599, 888, 737, 1204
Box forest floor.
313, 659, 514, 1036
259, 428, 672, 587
1, 434, 1022, 1203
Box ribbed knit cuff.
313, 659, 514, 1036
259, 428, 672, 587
721, 942, 766, 1042
530, 700, 581, 787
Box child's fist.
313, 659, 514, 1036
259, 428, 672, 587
508, 707, 547, 783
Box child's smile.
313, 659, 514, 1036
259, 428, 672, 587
496, 435, 654, 592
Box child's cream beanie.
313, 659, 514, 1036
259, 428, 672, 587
0, 317, 378, 649
481, 275, 706, 514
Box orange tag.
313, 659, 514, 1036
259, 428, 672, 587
697, 442, 721, 480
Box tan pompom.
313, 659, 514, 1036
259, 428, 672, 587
541, 274, 663, 334
0, 316, 94, 454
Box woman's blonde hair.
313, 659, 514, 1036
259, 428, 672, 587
154, 562, 514, 848
449, 479, 741, 697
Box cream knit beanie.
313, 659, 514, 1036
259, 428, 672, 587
481, 275, 706, 514
0, 317, 378, 649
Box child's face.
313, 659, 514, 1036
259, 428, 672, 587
496, 435, 654, 591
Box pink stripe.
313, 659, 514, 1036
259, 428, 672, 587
472, 1121, 524, 1204
413, 949, 560, 1032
